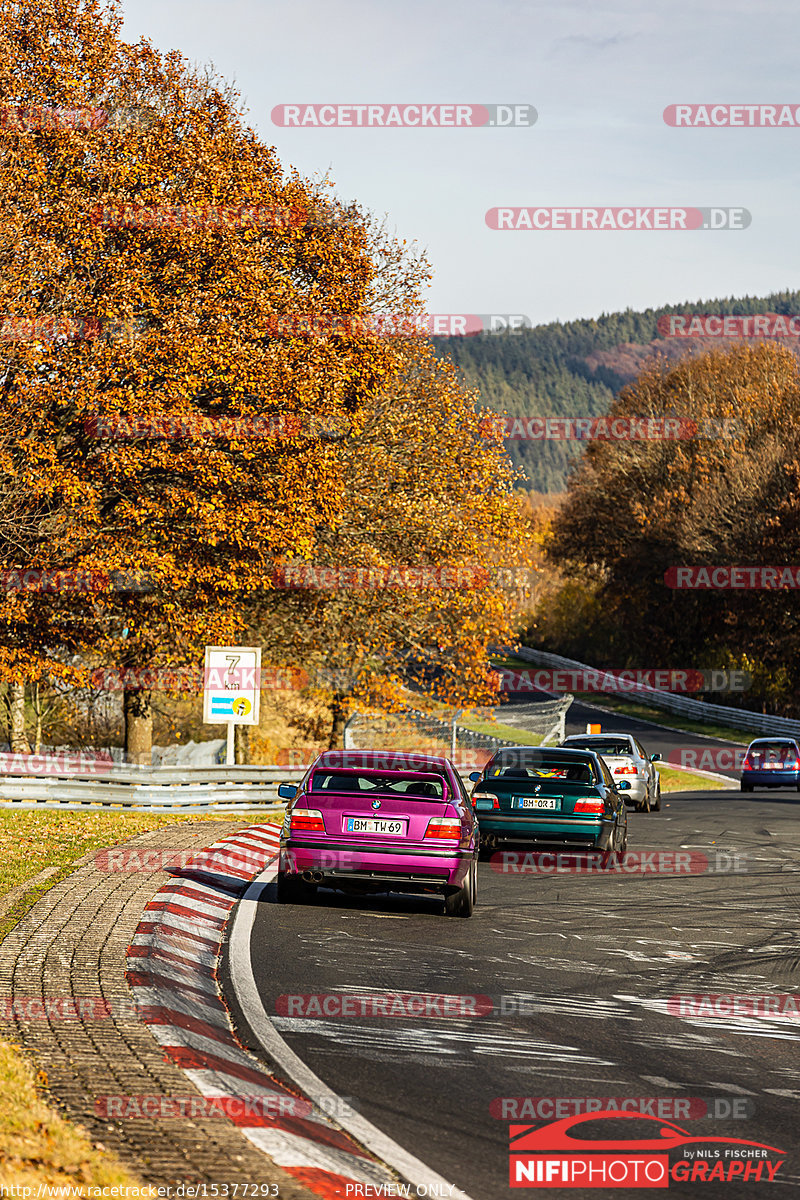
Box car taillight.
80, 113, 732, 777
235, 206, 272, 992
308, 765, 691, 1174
424, 817, 462, 839
476, 792, 500, 809
742, 756, 753, 770
614, 764, 637, 774
290, 808, 326, 832
573, 798, 605, 813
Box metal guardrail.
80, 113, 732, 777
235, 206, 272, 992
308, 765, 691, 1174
511, 646, 800, 738
0, 765, 305, 810
0, 758, 483, 810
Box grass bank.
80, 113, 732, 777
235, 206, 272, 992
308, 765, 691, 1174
0, 809, 279, 1189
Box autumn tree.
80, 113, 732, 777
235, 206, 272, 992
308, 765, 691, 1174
249, 338, 529, 747
547, 343, 800, 711
0, 0, 425, 760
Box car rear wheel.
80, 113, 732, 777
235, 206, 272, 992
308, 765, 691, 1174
444, 859, 475, 918
740, 781, 753, 793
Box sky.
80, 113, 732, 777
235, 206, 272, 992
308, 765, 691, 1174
119, 0, 800, 327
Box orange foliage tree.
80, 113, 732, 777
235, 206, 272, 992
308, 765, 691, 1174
252, 340, 530, 746
0, 0, 427, 759
548, 343, 800, 707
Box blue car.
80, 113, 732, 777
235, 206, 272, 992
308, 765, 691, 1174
469, 745, 629, 858
740, 739, 800, 793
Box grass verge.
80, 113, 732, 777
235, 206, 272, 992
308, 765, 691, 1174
658, 766, 727, 792
572, 693, 752, 744
0, 810, 280, 943
0, 809, 280, 1189
457, 716, 542, 746
0, 1040, 143, 1191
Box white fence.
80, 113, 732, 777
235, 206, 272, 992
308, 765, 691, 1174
511, 646, 800, 738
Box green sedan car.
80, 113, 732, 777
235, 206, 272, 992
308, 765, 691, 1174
469, 745, 630, 859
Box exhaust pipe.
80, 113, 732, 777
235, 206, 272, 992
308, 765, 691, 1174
302, 870, 323, 883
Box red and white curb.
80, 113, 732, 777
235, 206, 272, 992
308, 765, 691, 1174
127, 824, 399, 1198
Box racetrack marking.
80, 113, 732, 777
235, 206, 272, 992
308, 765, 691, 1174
127, 823, 410, 1199
702, 1081, 758, 1094
269, 1017, 616, 1067
229, 868, 478, 1200
640, 1074, 690, 1089
617, 993, 800, 1043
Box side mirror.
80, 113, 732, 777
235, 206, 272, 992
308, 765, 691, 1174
468, 771, 482, 783
278, 782, 298, 801
616, 780, 631, 791
650, 753, 661, 763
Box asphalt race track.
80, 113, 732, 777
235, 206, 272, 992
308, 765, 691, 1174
504, 689, 745, 783
222, 707, 800, 1198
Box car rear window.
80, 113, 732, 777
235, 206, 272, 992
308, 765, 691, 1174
309, 771, 446, 799
748, 742, 798, 762
567, 739, 634, 757
487, 758, 598, 784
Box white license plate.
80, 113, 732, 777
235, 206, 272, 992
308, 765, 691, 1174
344, 817, 407, 836
518, 797, 559, 810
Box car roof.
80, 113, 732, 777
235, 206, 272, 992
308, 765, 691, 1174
490, 745, 598, 761
312, 750, 453, 769
563, 733, 634, 743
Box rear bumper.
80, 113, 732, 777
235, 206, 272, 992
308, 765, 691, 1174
741, 769, 800, 788
618, 779, 647, 803
475, 814, 616, 849
280, 837, 472, 888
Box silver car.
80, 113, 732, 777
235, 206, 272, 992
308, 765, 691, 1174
560, 733, 661, 812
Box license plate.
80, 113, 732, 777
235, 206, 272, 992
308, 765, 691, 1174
344, 817, 407, 836
517, 796, 559, 810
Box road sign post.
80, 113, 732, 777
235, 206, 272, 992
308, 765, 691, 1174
202, 646, 261, 766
